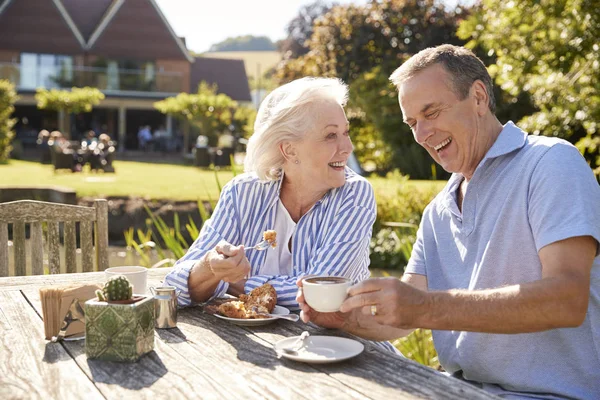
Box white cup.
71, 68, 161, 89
104, 266, 148, 295
302, 276, 352, 313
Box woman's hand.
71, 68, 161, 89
205, 240, 251, 283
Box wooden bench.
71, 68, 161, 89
0, 199, 109, 277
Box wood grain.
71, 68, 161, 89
0, 199, 109, 277
0, 222, 8, 277
0, 290, 103, 399
0, 271, 500, 399
30, 222, 43, 276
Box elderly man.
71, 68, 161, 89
298, 45, 600, 399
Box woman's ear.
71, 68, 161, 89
279, 141, 298, 163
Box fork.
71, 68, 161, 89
245, 239, 272, 251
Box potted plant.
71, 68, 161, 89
85, 275, 154, 362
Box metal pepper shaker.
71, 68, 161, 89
150, 286, 180, 329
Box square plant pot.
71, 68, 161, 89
85, 295, 155, 362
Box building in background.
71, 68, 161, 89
0, 0, 251, 151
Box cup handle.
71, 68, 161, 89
149, 287, 156, 296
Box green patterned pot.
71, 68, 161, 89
85, 295, 155, 362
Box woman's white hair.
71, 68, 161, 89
244, 77, 348, 181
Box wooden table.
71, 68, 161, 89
0, 269, 498, 399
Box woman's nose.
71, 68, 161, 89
341, 135, 353, 154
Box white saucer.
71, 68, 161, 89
214, 305, 290, 326
274, 335, 364, 364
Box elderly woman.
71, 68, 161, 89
164, 77, 376, 311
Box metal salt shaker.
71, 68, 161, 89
150, 286, 180, 329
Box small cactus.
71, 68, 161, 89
98, 275, 133, 302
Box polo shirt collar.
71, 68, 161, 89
438, 121, 528, 213
482, 121, 527, 161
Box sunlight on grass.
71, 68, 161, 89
0, 160, 446, 200
0, 159, 235, 200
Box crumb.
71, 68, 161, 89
263, 230, 277, 248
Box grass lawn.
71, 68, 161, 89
0, 159, 446, 200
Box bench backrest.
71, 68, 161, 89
0, 199, 109, 276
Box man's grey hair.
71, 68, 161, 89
389, 44, 496, 112
244, 77, 348, 181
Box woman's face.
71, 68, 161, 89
290, 101, 353, 192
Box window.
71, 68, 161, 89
19, 53, 73, 89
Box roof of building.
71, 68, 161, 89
0, 0, 85, 54
0, 0, 192, 61
87, 0, 192, 61
60, 0, 112, 41
190, 57, 252, 102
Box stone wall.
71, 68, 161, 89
0, 186, 77, 204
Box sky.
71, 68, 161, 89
154, 0, 370, 54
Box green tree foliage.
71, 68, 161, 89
278, 0, 333, 58
274, 0, 465, 178
208, 35, 276, 52
458, 0, 600, 176
0, 79, 18, 163
35, 87, 105, 113
155, 82, 256, 142
35, 87, 104, 138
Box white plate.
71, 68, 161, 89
213, 305, 291, 326
274, 335, 364, 364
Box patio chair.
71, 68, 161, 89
0, 199, 109, 277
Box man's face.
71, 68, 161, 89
398, 64, 482, 177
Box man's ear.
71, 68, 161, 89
472, 80, 489, 115
279, 141, 297, 162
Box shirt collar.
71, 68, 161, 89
482, 121, 527, 161
437, 121, 528, 213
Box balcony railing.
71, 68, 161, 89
0, 63, 183, 94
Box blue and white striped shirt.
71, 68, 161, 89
164, 167, 375, 309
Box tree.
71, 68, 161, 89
0, 79, 18, 163
278, 0, 333, 58
35, 87, 104, 138
275, 0, 466, 177
458, 0, 600, 177
208, 35, 276, 52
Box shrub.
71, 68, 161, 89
370, 170, 439, 270
0, 79, 18, 163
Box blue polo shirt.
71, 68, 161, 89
406, 122, 600, 399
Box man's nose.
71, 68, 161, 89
414, 120, 434, 145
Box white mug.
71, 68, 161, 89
104, 266, 148, 295
302, 276, 352, 313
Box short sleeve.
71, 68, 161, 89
405, 204, 431, 276
528, 142, 600, 255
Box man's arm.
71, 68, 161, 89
421, 235, 595, 332
342, 236, 595, 333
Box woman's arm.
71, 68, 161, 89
164, 182, 241, 306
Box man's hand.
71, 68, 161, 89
340, 277, 429, 330
296, 277, 414, 341
208, 240, 250, 283
296, 277, 346, 329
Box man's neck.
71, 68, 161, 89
463, 116, 504, 181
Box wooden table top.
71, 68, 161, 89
0, 269, 497, 399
